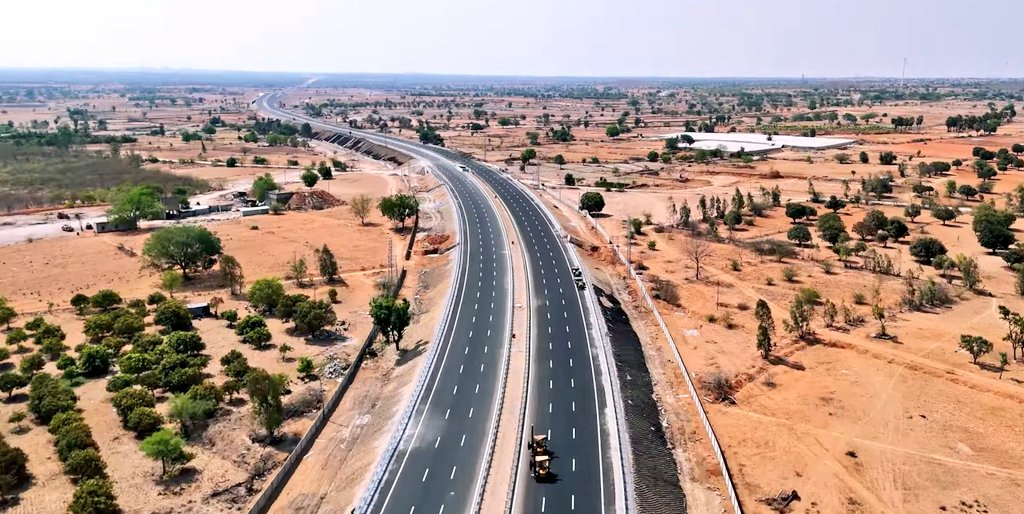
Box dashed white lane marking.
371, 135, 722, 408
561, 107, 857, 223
445, 409, 450, 419
541, 496, 546, 512
459, 364, 464, 374
422, 468, 430, 482
435, 436, 441, 448
468, 407, 474, 418
475, 383, 479, 394
460, 434, 466, 446
450, 466, 457, 480
453, 385, 458, 395
571, 378, 575, 388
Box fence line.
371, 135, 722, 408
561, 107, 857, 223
248, 267, 408, 514
539, 186, 744, 514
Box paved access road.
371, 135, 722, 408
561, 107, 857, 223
257, 93, 513, 514
256, 92, 617, 514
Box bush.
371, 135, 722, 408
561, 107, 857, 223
105, 374, 134, 393
699, 371, 735, 403
146, 291, 167, 306
64, 448, 108, 481
797, 287, 821, 305
242, 327, 272, 348
126, 407, 164, 437
235, 314, 267, 336
89, 290, 122, 311
55, 422, 97, 462
782, 266, 797, 282
28, 373, 77, 424
125, 299, 147, 318
111, 387, 156, 422
77, 345, 112, 377
0, 436, 30, 497
220, 309, 239, 326
69, 478, 120, 514
247, 278, 285, 313
909, 237, 948, 262
220, 350, 250, 380
852, 292, 867, 305
187, 381, 223, 406
164, 332, 205, 355
48, 411, 85, 435
153, 300, 192, 332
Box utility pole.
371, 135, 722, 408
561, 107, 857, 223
899, 58, 908, 90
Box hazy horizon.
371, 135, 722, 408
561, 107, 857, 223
6, 0, 1023, 78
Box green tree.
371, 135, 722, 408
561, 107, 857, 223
931, 204, 957, 225
605, 124, 621, 137
859, 151, 869, 164
161, 270, 183, 296
377, 194, 419, 228
247, 278, 285, 313
111, 387, 156, 422
0, 372, 29, 400
19, 354, 45, 377
553, 154, 566, 169
69, 478, 120, 514
754, 299, 774, 359
369, 296, 412, 351
293, 300, 337, 336
786, 225, 812, 247
64, 448, 107, 481
782, 296, 814, 340
142, 225, 222, 279
126, 407, 164, 437
959, 334, 993, 364
153, 300, 192, 332
297, 357, 315, 380
904, 203, 922, 222
108, 186, 163, 228
246, 369, 287, 439
252, 173, 279, 202
909, 237, 948, 262
315, 245, 339, 283
70, 293, 91, 315
167, 394, 214, 438
579, 192, 605, 213
816, 212, 847, 246
140, 429, 192, 477
219, 254, 245, 295
89, 290, 122, 311
77, 345, 112, 377
300, 168, 319, 188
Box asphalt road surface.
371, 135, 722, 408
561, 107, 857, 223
255, 92, 615, 514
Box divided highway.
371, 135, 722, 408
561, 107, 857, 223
255, 92, 618, 514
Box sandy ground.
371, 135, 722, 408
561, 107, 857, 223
0, 163, 439, 512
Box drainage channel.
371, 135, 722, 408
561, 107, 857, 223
594, 286, 687, 514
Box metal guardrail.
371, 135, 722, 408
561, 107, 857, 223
248, 268, 408, 514
354, 163, 466, 514
550, 190, 744, 514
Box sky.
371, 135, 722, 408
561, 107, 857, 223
4, 0, 1022, 78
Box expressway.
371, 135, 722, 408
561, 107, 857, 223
255, 92, 618, 514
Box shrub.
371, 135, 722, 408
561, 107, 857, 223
48, 411, 85, 435
0, 436, 30, 497
64, 448, 108, 481
125, 299, 147, 318
89, 290, 122, 311
797, 287, 821, 305
111, 387, 156, 422
327, 288, 339, 303
186, 381, 223, 406
69, 478, 120, 514
164, 332, 205, 355
220, 309, 239, 327
146, 291, 167, 306
140, 428, 193, 478
77, 345, 112, 377
852, 292, 867, 305
126, 407, 164, 437
220, 350, 250, 380
909, 237, 948, 262
55, 422, 97, 462
70, 293, 91, 315
782, 266, 797, 282
699, 371, 734, 403
153, 300, 192, 332
242, 327, 272, 348
247, 278, 285, 313
105, 374, 134, 393
28, 373, 77, 424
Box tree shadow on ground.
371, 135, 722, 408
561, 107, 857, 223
396, 340, 427, 367
269, 432, 301, 454
975, 362, 1004, 374
160, 466, 200, 489
768, 355, 806, 371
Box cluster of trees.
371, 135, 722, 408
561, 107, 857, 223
417, 124, 444, 146
971, 145, 1024, 172
369, 296, 412, 351
30, 375, 121, 512
246, 277, 337, 337
850, 209, 909, 246
682, 186, 780, 237
944, 109, 1013, 134
888, 115, 924, 132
